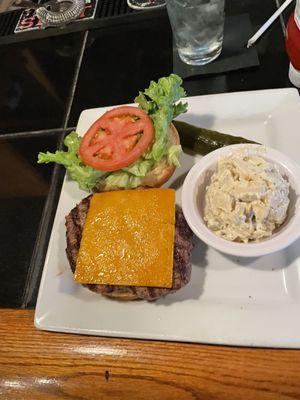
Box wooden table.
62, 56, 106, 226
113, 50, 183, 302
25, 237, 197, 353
1, 309, 300, 399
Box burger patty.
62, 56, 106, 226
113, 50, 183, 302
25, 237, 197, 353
65, 195, 194, 301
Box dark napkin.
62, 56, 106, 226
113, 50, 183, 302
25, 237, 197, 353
173, 14, 259, 78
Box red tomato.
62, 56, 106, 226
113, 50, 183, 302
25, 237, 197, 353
79, 106, 154, 171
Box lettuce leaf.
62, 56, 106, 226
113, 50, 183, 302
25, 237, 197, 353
122, 158, 154, 176
38, 131, 105, 191
167, 145, 182, 167
104, 171, 142, 189
135, 74, 187, 162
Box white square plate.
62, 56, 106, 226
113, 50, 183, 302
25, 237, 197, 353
35, 88, 300, 347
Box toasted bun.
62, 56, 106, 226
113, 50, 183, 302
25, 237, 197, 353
95, 123, 180, 192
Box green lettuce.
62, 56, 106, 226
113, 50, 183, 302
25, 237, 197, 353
102, 158, 154, 189
37, 131, 106, 191
104, 171, 142, 189
37, 74, 187, 191
167, 145, 182, 167
122, 158, 154, 176
135, 74, 187, 162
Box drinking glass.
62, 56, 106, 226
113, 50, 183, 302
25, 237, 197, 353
166, 0, 225, 65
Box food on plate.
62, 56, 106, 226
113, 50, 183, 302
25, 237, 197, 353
79, 106, 155, 172
65, 189, 194, 300
38, 74, 187, 191
173, 120, 258, 156
204, 147, 290, 243
75, 189, 175, 287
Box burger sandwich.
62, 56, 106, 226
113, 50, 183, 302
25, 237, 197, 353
38, 74, 194, 300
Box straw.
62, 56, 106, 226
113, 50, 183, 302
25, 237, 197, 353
247, 0, 294, 48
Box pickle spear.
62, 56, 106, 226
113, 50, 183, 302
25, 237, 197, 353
173, 120, 259, 155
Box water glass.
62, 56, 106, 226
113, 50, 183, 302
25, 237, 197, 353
166, 0, 225, 65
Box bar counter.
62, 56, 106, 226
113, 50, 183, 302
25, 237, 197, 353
2, 309, 300, 399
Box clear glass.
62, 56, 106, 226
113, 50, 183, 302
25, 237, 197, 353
167, 0, 225, 65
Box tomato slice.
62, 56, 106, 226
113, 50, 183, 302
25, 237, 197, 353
79, 106, 154, 172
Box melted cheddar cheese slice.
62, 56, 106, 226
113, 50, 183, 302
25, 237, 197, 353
74, 189, 175, 288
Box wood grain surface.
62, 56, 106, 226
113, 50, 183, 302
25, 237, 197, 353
1, 309, 300, 400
